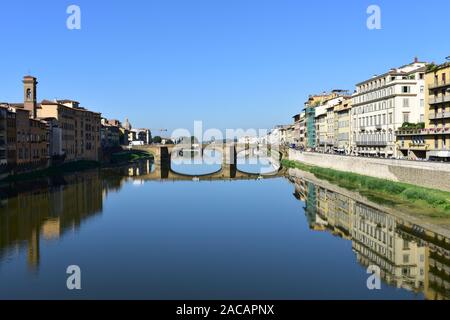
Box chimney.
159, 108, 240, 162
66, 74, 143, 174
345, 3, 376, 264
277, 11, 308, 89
414, 57, 419, 63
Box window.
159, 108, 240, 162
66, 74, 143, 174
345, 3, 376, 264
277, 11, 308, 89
403, 112, 410, 123
403, 98, 410, 107
403, 240, 410, 250
402, 86, 410, 93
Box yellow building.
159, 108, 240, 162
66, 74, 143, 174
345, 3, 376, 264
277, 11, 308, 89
397, 61, 450, 160
37, 99, 101, 162
425, 62, 450, 160
314, 91, 350, 152
334, 98, 353, 154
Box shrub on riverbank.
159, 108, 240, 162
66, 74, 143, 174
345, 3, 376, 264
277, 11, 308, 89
282, 159, 450, 216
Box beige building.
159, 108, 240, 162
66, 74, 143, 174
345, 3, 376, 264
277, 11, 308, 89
334, 98, 353, 154
37, 99, 101, 162
0, 105, 48, 170
292, 111, 306, 149
315, 91, 349, 152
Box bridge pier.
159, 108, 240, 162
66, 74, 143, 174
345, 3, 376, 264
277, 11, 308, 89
222, 145, 237, 178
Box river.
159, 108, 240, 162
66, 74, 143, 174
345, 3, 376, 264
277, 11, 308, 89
0, 154, 449, 300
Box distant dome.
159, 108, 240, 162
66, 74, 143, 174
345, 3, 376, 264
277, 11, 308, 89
124, 118, 132, 130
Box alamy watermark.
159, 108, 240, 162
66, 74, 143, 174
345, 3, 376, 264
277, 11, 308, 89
366, 265, 381, 290
367, 5, 382, 30
66, 265, 82, 290
67, 5, 81, 30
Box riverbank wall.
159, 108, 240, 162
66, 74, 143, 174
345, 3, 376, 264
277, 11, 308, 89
289, 150, 450, 192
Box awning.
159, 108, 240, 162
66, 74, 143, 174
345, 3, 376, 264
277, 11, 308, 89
428, 151, 450, 158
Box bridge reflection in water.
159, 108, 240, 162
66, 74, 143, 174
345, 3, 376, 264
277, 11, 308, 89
127, 145, 283, 181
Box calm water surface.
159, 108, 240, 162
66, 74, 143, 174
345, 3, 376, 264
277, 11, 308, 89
0, 158, 449, 300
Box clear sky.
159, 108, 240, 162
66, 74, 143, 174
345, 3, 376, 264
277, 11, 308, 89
1, 0, 449, 134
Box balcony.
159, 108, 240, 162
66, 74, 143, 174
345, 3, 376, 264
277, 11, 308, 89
356, 140, 388, 147
429, 95, 450, 105
399, 142, 429, 151
429, 112, 450, 120
397, 127, 450, 136
428, 80, 450, 90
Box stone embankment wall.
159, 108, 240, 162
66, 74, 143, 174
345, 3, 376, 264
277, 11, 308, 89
289, 150, 450, 192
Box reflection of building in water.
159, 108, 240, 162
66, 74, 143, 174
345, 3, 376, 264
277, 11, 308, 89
291, 175, 450, 300
0, 171, 105, 269
41, 218, 61, 240
126, 159, 153, 177
352, 203, 428, 294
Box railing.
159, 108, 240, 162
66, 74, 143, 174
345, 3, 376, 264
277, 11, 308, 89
429, 95, 450, 105
399, 143, 428, 150
428, 80, 449, 90
429, 112, 450, 120
356, 141, 388, 146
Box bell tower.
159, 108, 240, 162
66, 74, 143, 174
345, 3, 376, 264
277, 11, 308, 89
23, 75, 38, 118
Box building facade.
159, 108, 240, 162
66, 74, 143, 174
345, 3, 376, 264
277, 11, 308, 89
396, 61, 450, 161
315, 91, 348, 152
424, 63, 450, 160
352, 60, 427, 158
101, 119, 121, 149
0, 107, 7, 168
292, 111, 306, 149
37, 99, 101, 162
42, 118, 63, 160
334, 98, 353, 154
305, 103, 316, 149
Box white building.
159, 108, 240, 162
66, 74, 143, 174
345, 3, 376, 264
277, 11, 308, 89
351, 59, 427, 157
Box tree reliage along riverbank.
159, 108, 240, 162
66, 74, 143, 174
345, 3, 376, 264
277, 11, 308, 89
282, 159, 450, 218
1, 150, 153, 183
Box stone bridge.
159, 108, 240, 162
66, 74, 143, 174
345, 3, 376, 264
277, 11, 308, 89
129, 143, 283, 181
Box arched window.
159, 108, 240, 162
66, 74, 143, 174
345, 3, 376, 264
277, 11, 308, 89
26, 88, 32, 100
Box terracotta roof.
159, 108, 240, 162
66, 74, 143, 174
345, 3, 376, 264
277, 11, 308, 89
41, 99, 60, 105
57, 99, 80, 104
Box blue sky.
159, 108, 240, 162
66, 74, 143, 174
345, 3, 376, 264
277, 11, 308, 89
1, 0, 449, 134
